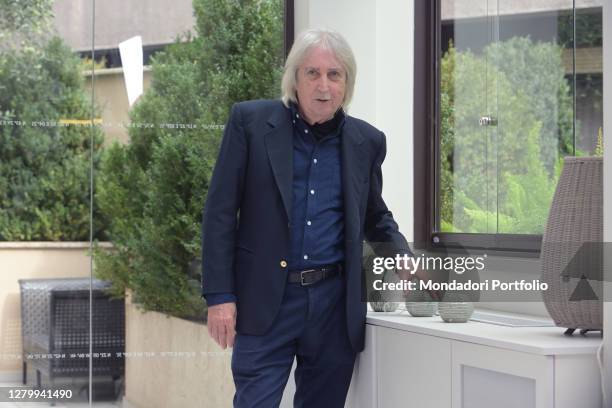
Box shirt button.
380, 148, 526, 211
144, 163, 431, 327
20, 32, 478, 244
293, 120, 296, 124
305, 129, 309, 134
306, 220, 312, 226
280, 260, 287, 268
310, 189, 315, 195
296, 113, 299, 118
303, 255, 309, 260
313, 158, 318, 164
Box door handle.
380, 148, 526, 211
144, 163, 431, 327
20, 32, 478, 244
479, 115, 498, 127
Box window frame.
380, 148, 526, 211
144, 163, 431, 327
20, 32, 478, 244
284, 0, 294, 58
413, 0, 543, 256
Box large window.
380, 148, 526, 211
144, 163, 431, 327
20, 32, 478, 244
414, 0, 603, 253
0, 0, 291, 405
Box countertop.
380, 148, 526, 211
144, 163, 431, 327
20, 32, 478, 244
366, 310, 602, 355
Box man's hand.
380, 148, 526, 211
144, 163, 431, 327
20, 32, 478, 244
397, 267, 440, 301
207, 302, 237, 349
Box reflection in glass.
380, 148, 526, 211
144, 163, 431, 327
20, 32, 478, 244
0, 2, 104, 241
91, 0, 286, 405
439, 0, 603, 235
2, 0, 286, 405
0, 0, 103, 404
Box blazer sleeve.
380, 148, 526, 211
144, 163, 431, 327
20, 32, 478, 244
204, 293, 237, 306
364, 132, 413, 258
201, 103, 248, 297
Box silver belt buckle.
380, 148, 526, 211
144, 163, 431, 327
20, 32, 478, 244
300, 269, 317, 286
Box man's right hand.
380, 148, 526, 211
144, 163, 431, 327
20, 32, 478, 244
397, 267, 441, 301
207, 302, 237, 349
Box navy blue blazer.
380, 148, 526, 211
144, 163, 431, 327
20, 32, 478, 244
201, 99, 409, 352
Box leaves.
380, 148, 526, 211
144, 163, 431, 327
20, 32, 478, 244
440, 37, 571, 234
95, 0, 283, 319
0, 0, 54, 50
0, 37, 105, 240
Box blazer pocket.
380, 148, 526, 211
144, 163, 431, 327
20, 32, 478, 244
235, 244, 254, 254
234, 246, 254, 274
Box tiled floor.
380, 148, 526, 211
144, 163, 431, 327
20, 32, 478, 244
0, 380, 124, 408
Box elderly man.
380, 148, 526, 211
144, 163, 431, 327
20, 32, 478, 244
201, 28, 411, 407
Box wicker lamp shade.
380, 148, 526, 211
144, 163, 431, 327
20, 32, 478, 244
541, 156, 603, 331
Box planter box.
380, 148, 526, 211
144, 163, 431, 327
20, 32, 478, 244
123, 294, 234, 408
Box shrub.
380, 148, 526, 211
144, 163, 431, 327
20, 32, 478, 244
0, 37, 105, 240
95, 0, 284, 319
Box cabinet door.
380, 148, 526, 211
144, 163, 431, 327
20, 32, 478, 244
553, 354, 601, 408
346, 324, 377, 408
451, 341, 554, 408
376, 326, 452, 408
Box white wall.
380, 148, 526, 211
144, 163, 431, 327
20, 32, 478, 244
295, 0, 414, 241
296, 0, 551, 317
297, 0, 611, 401
603, 0, 612, 404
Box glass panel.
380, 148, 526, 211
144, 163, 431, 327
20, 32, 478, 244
439, 0, 602, 236
90, 0, 286, 406
493, 0, 574, 234
439, 0, 496, 233
573, 1, 603, 155
0, 0, 97, 403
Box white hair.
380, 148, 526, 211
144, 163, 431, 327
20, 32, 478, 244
281, 28, 357, 109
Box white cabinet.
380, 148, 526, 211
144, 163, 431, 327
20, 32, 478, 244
451, 341, 601, 408
348, 325, 451, 407
348, 314, 602, 408
346, 325, 377, 408
452, 341, 553, 408
377, 327, 451, 408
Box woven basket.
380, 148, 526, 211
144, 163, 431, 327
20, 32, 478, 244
541, 156, 603, 330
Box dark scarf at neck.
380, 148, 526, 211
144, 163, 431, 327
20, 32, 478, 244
308, 109, 345, 141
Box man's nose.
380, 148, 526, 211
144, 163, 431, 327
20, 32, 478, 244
317, 75, 329, 91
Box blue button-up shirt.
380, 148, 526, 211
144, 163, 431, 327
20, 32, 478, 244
287, 104, 345, 270
206, 104, 346, 306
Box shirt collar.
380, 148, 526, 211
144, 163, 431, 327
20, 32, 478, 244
288, 102, 346, 141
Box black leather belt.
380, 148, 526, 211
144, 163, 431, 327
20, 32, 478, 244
288, 264, 343, 286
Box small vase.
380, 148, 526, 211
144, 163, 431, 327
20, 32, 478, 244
369, 290, 399, 312
405, 289, 438, 317
438, 301, 474, 323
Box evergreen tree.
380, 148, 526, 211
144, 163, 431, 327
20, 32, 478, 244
0, 0, 104, 240
95, 0, 284, 319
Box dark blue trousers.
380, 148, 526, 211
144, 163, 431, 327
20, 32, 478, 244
231, 275, 356, 408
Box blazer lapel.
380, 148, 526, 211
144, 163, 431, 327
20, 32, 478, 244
264, 108, 367, 230
264, 105, 293, 220
342, 118, 367, 243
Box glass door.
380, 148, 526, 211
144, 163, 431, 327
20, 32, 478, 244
0, 0, 288, 406
90, 0, 287, 406
437, 0, 602, 238
439, 0, 500, 234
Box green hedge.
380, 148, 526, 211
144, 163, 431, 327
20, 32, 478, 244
0, 37, 105, 240
95, 0, 284, 320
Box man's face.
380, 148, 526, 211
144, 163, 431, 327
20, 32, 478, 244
295, 46, 346, 125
